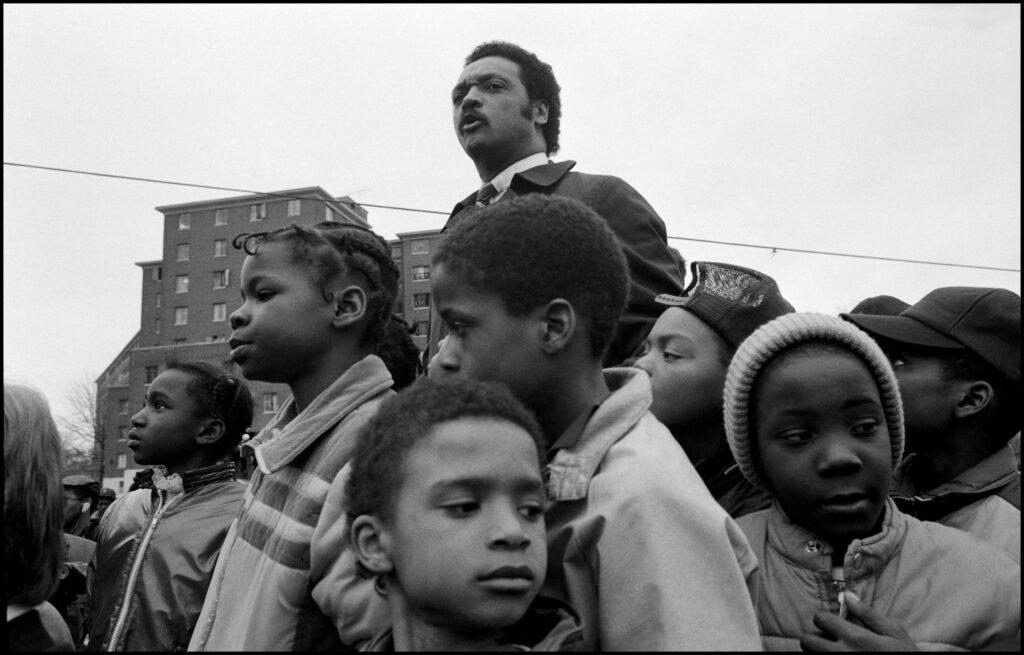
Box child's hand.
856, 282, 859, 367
799, 592, 918, 651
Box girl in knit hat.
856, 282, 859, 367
724, 312, 1019, 651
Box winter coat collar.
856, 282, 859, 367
892, 440, 1019, 499
131, 461, 236, 495
245, 355, 393, 474
765, 498, 907, 581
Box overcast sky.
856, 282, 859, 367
4, 3, 1020, 428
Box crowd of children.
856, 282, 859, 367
5, 194, 1020, 652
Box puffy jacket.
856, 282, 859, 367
738, 499, 1020, 650
891, 438, 1020, 562
87, 462, 244, 651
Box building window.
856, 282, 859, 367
178, 213, 191, 230
214, 208, 228, 225
411, 239, 429, 255
413, 293, 430, 309
411, 266, 430, 281
151, 266, 162, 281
413, 320, 428, 336
174, 307, 188, 325
391, 245, 402, 260
154, 317, 161, 334
118, 426, 128, 442
155, 293, 161, 308
117, 453, 127, 469
145, 366, 159, 383
213, 270, 229, 289
325, 206, 333, 222
174, 338, 187, 344
249, 203, 266, 222
287, 199, 301, 216
175, 274, 189, 294
212, 302, 226, 322
176, 244, 190, 261
214, 239, 227, 257
119, 399, 129, 414
262, 392, 279, 413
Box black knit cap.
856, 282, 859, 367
655, 261, 795, 349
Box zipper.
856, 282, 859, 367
830, 565, 848, 620
107, 489, 174, 651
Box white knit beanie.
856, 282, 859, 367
723, 312, 905, 492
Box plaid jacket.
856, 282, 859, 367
188, 355, 393, 651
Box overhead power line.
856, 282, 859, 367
667, 236, 1019, 273
3, 161, 450, 216
5, 160, 1019, 274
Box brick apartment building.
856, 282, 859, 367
388, 228, 444, 351
94, 187, 380, 492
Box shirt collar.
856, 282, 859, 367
483, 152, 550, 198
546, 388, 611, 456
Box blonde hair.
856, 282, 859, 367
4, 383, 66, 605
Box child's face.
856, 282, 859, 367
229, 241, 337, 384
884, 343, 958, 453
128, 369, 208, 470
385, 417, 547, 635
634, 307, 730, 432
754, 348, 892, 549
431, 263, 545, 405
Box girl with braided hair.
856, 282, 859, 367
88, 362, 253, 651
189, 221, 399, 651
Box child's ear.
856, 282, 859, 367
539, 298, 576, 355
954, 380, 993, 419
350, 515, 394, 575
330, 285, 368, 330
196, 419, 226, 446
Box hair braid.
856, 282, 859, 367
165, 361, 254, 456
235, 222, 397, 347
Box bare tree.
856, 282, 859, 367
59, 376, 105, 480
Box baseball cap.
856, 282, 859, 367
63, 475, 101, 498
98, 488, 117, 500
655, 261, 795, 349
843, 287, 1021, 386
850, 295, 910, 316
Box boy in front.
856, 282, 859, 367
346, 377, 582, 651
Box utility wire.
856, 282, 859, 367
5, 160, 1019, 273
3, 161, 450, 216
667, 236, 1020, 273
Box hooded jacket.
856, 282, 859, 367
738, 499, 1020, 651
541, 367, 761, 651
87, 462, 243, 651
188, 355, 393, 651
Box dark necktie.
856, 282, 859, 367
475, 183, 499, 207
